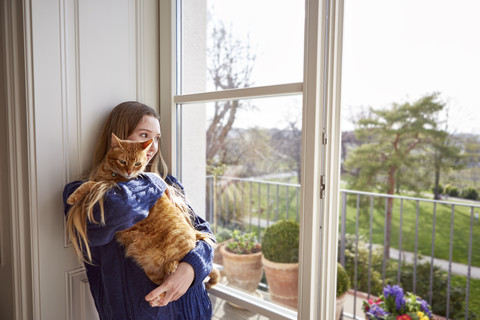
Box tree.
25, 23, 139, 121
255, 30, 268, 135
271, 117, 302, 182
206, 20, 256, 162
344, 93, 445, 259
463, 135, 480, 187
221, 128, 275, 177
429, 124, 464, 200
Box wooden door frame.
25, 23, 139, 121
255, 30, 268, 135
1, 0, 34, 319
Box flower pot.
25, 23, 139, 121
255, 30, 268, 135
262, 256, 299, 309
213, 241, 228, 265
336, 293, 347, 320
220, 245, 263, 293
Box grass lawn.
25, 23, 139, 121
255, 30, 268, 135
341, 193, 480, 267
213, 179, 480, 268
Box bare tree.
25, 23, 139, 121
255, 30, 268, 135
206, 20, 256, 162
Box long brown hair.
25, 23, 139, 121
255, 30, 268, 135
91, 101, 168, 178
66, 101, 182, 263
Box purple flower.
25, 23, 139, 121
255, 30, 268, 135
367, 304, 388, 319
383, 285, 406, 311
418, 298, 433, 318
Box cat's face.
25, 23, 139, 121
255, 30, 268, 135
106, 134, 153, 179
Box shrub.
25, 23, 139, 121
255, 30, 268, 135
431, 183, 444, 195
336, 263, 350, 297
397, 261, 469, 319
215, 227, 232, 243
461, 186, 479, 200
261, 220, 299, 263
445, 184, 459, 197
339, 234, 385, 295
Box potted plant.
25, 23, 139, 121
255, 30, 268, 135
363, 285, 433, 320
336, 263, 350, 320
261, 220, 300, 309
219, 230, 263, 294
213, 227, 232, 265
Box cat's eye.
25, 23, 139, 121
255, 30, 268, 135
118, 159, 127, 165
135, 162, 141, 166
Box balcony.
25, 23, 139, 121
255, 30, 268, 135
206, 176, 480, 320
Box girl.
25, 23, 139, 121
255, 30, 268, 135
63, 101, 214, 319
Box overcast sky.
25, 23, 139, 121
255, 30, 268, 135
341, 0, 480, 134
209, 0, 480, 134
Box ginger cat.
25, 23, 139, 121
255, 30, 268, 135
67, 133, 219, 289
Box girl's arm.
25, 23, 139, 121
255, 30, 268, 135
145, 215, 215, 307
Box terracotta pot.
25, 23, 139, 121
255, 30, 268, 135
262, 256, 299, 309
220, 245, 263, 293
213, 241, 228, 265
336, 293, 347, 320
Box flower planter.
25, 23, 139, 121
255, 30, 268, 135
220, 244, 263, 293
262, 256, 299, 309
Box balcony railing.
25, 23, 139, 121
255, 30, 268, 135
206, 175, 480, 320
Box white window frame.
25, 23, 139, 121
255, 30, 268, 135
159, 0, 344, 318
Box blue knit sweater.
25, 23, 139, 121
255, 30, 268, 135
63, 173, 214, 320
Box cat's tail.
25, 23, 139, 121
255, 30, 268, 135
195, 231, 216, 248
205, 267, 220, 290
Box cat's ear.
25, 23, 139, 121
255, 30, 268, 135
111, 133, 121, 148
141, 139, 154, 150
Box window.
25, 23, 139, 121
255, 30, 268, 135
160, 0, 344, 318
339, 1, 480, 319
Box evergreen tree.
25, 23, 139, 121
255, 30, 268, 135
344, 93, 445, 259
429, 126, 464, 200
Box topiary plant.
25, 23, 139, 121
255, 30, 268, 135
336, 263, 350, 298
261, 220, 299, 263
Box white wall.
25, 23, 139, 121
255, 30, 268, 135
2, 0, 160, 319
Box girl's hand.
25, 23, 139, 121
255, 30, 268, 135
145, 262, 195, 307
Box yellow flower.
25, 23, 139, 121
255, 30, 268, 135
417, 311, 428, 320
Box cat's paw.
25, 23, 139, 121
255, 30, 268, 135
164, 261, 179, 274
67, 181, 96, 204
67, 192, 81, 205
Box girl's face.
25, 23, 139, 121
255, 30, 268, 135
126, 115, 161, 162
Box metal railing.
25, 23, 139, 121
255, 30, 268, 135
206, 175, 479, 320
339, 190, 480, 320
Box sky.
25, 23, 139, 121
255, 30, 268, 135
341, 0, 480, 135
209, 0, 480, 135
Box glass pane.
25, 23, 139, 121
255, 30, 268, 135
179, 95, 302, 310
340, 1, 480, 319
181, 0, 305, 95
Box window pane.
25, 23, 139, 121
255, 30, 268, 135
179, 95, 302, 310
340, 1, 480, 318
181, 0, 305, 95
209, 295, 270, 319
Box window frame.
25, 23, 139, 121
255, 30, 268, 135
159, 0, 344, 318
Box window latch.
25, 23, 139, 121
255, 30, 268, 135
320, 175, 326, 199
